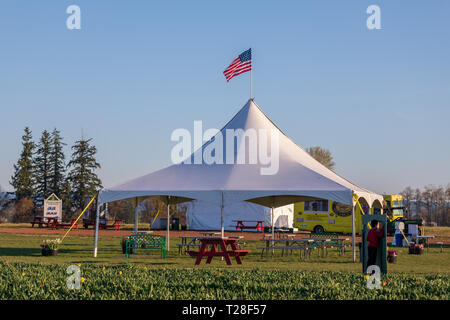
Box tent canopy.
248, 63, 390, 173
183, 200, 294, 231
99, 99, 382, 208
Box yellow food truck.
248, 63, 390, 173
293, 194, 391, 234
293, 194, 423, 235
294, 198, 364, 234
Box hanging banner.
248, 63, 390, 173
44, 193, 62, 223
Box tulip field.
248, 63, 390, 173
1, 262, 449, 300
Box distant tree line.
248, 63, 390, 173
401, 185, 450, 226
0, 127, 102, 222
106, 198, 187, 226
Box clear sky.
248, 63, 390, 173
1, 0, 449, 195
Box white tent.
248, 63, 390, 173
184, 200, 294, 231
95, 99, 383, 260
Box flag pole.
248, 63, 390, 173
250, 48, 252, 100
250, 68, 252, 100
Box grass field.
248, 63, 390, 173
0, 224, 449, 299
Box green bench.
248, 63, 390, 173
125, 234, 166, 259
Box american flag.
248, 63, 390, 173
223, 48, 252, 82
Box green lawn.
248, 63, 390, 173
0, 231, 449, 275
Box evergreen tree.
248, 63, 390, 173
49, 128, 66, 197
60, 179, 72, 214
67, 136, 102, 210
10, 127, 36, 200
34, 130, 52, 199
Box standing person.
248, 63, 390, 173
367, 220, 384, 270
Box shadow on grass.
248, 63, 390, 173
0, 247, 42, 257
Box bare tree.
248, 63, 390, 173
446, 184, 450, 226
434, 186, 446, 226
140, 198, 164, 224
422, 185, 434, 224
306, 146, 335, 170
414, 188, 422, 219
401, 186, 414, 219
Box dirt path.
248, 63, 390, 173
0, 226, 447, 244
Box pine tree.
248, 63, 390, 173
60, 179, 72, 214
10, 127, 36, 200
34, 130, 52, 199
49, 128, 66, 197
67, 136, 102, 210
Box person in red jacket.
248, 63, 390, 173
367, 220, 384, 268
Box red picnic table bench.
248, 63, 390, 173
30, 216, 59, 228
99, 219, 125, 231
82, 218, 125, 230
31, 216, 79, 229
233, 220, 267, 233
188, 237, 250, 265
55, 219, 79, 230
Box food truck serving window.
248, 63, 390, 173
304, 200, 329, 212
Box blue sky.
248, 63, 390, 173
1, 0, 449, 194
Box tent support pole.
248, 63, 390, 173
93, 200, 100, 258
352, 202, 356, 263
134, 197, 139, 254
221, 192, 224, 238
271, 206, 274, 255
167, 196, 170, 251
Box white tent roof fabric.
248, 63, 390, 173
99, 99, 382, 208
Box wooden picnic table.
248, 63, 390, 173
312, 237, 350, 256
415, 235, 435, 252
30, 216, 60, 228
188, 237, 250, 265
258, 236, 349, 258
99, 219, 125, 231
178, 236, 201, 255
53, 219, 79, 229
233, 220, 267, 232
258, 238, 315, 258
199, 232, 221, 237
31, 216, 46, 228
179, 235, 245, 255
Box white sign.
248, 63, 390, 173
44, 194, 62, 223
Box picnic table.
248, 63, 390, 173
275, 229, 292, 238
179, 235, 245, 255
233, 220, 267, 232
31, 216, 46, 228
199, 232, 221, 237
414, 235, 435, 252
188, 237, 250, 265
30, 216, 60, 228
309, 232, 349, 256
82, 218, 124, 230
178, 236, 201, 255
53, 219, 79, 229
258, 238, 314, 259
